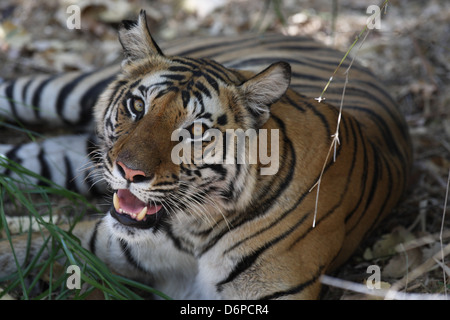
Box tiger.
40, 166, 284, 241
0, 10, 412, 299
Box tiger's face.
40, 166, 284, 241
94, 12, 290, 239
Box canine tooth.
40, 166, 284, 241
113, 192, 120, 211
136, 206, 148, 221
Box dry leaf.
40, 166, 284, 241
0, 20, 31, 50
382, 247, 423, 278
364, 226, 416, 260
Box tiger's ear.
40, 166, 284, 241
119, 10, 164, 65
239, 62, 291, 127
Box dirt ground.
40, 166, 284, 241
0, 0, 448, 299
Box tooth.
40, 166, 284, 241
136, 206, 148, 221
113, 193, 120, 211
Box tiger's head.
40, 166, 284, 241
94, 10, 291, 239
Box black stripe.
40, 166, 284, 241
5, 80, 18, 119
63, 155, 76, 191
201, 59, 236, 84
346, 140, 380, 235
195, 81, 211, 98
89, 220, 102, 255
203, 72, 220, 93
219, 163, 242, 201
344, 118, 369, 224
128, 79, 142, 90
21, 78, 33, 102
199, 163, 227, 179
5, 145, 20, 163
217, 212, 310, 290
171, 57, 201, 70
174, 37, 256, 57
304, 99, 333, 138
222, 54, 346, 74
162, 73, 186, 81
31, 75, 59, 120
56, 70, 97, 123
346, 106, 405, 164
78, 75, 116, 124
225, 56, 338, 73
37, 147, 51, 186
107, 81, 128, 112
183, 38, 324, 62
258, 265, 325, 300
119, 239, 149, 274
166, 225, 195, 254
154, 86, 180, 100
283, 92, 306, 112
3, 145, 21, 177
291, 82, 398, 117
172, 57, 231, 86
367, 145, 394, 233
266, 43, 338, 52
295, 81, 404, 140
167, 65, 191, 73
200, 65, 229, 86
347, 138, 394, 238
181, 90, 190, 109
111, 87, 126, 109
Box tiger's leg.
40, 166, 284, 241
81, 216, 199, 298
0, 134, 106, 196
0, 215, 198, 299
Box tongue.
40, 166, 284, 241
117, 189, 162, 216
117, 189, 145, 214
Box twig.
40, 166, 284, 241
310, 21, 370, 227
310, 1, 389, 227
439, 168, 450, 297
410, 35, 439, 89
321, 274, 449, 300
394, 229, 450, 252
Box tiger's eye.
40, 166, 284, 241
133, 98, 144, 113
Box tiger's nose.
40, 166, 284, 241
117, 161, 148, 183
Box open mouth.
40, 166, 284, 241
110, 189, 165, 229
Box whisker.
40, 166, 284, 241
176, 181, 231, 229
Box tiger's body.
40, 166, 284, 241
0, 11, 412, 299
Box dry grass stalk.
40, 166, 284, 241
321, 274, 448, 300
310, 18, 372, 227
